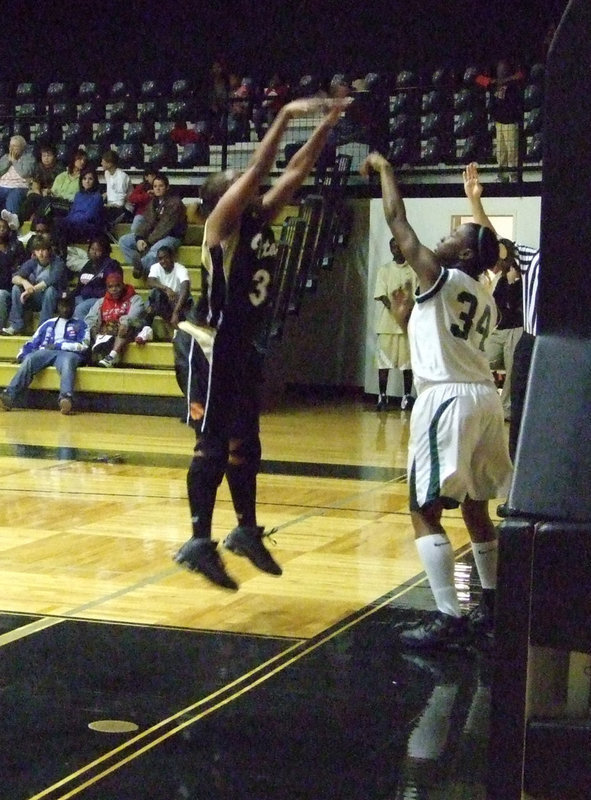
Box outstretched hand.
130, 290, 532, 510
359, 151, 391, 178
463, 161, 483, 201
283, 96, 351, 119
323, 97, 353, 126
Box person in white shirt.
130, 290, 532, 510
361, 151, 512, 651
101, 150, 132, 226
0, 135, 35, 224
135, 245, 191, 344
373, 237, 417, 411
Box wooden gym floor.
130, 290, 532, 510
0, 397, 498, 800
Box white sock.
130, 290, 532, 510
108, 350, 117, 358
416, 534, 461, 617
463, 684, 490, 735
407, 684, 459, 759
471, 539, 498, 589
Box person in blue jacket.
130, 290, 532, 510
0, 291, 90, 414
3, 234, 68, 335
53, 168, 105, 254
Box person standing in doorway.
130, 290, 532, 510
374, 237, 417, 411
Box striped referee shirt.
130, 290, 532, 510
515, 245, 540, 335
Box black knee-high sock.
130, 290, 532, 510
403, 369, 413, 396
187, 435, 227, 538
225, 436, 261, 529
378, 369, 389, 395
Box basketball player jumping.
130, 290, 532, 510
174, 96, 349, 590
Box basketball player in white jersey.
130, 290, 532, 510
361, 152, 513, 649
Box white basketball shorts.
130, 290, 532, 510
408, 382, 513, 510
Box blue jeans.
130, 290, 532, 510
118, 233, 182, 277
74, 295, 99, 321
0, 186, 27, 217
6, 349, 84, 401
0, 288, 10, 327
130, 214, 144, 234
9, 285, 59, 333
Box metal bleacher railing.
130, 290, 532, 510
0, 66, 544, 183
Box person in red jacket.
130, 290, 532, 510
127, 164, 157, 234
84, 269, 146, 367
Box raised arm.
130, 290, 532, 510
207, 98, 338, 245
360, 152, 439, 289
463, 162, 497, 233
261, 98, 350, 218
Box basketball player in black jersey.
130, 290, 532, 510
173, 96, 349, 589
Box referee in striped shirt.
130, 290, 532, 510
507, 245, 539, 459
463, 163, 540, 461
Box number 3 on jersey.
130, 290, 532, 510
450, 290, 492, 350
249, 268, 271, 307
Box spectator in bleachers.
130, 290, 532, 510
253, 72, 290, 140
478, 59, 525, 182
20, 144, 63, 222
135, 244, 192, 344
117, 173, 187, 279
263, 72, 290, 118
227, 74, 252, 143
85, 268, 145, 368
18, 214, 85, 274
45, 149, 89, 217
19, 213, 53, 257
170, 122, 202, 146
71, 234, 121, 320
329, 73, 375, 147
53, 168, 105, 253
0, 218, 26, 329
293, 74, 328, 100
128, 164, 156, 233
2, 234, 68, 335
101, 150, 132, 226
0, 135, 36, 228
0, 290, 90, 415
491, 60, 524, 182
207, 58, 230, 144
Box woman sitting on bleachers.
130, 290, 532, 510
53, 168, 105, 254
71, 234, 121, 320
44, 149, 89, 218
20, 144, 63, 223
